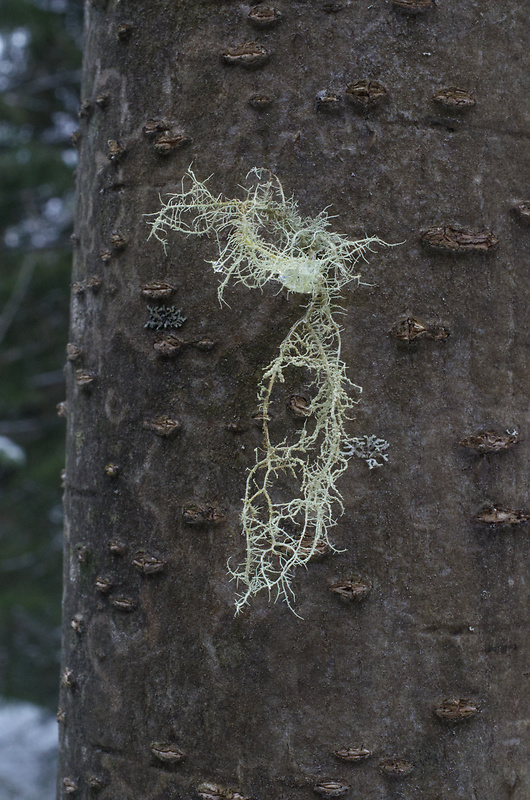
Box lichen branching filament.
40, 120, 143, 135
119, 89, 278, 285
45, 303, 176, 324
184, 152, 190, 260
147, 168, 390, 613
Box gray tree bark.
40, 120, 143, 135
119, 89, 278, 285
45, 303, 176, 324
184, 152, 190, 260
60, 1, 529, 798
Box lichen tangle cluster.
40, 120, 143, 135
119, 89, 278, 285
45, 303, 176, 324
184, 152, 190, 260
147, 167, 389, 614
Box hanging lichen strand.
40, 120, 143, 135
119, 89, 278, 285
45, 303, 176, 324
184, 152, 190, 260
147, 168, 389, 613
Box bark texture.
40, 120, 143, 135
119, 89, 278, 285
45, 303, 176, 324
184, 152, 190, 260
60, 2, 530, 798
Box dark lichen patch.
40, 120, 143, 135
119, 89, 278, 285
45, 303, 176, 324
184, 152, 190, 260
144, 305, 186, 330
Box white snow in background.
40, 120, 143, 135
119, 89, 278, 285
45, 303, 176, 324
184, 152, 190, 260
0, 700, 57, 800
0, 436, 26, 467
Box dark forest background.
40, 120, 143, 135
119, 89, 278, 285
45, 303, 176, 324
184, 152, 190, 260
0, 0, 81, 708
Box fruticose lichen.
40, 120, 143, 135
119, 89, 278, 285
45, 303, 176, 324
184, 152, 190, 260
147, 168, 389, 613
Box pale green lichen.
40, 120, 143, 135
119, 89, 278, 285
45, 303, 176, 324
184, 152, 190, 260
147, 168, 389, 614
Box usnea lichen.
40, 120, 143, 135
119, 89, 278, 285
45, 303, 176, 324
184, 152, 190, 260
147, 168, 389, 614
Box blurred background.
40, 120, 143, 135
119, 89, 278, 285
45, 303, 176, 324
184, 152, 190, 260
0, 1, 82, 796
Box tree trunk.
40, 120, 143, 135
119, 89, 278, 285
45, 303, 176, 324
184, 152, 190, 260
60, 2, 529, 798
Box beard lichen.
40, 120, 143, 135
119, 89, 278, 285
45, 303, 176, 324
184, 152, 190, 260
147, 167, 389, 614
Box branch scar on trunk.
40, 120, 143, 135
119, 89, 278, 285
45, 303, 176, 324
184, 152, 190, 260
147, 167, 390, 614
